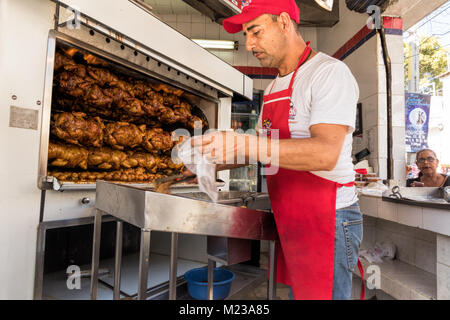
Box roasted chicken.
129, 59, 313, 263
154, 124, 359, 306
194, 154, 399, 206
48, 142, 89, 170
50, 47, 204, 184
87, 147, 129, 170
51, 112, 104, 147
142, 128, 174, 154
54, 51, 77, 71
49, 168, 167, 183
104, 122, 146, 150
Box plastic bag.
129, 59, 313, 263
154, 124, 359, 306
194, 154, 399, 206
359, 242, 396, 264
177, 139, 218, 203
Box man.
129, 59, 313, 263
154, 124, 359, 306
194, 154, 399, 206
191, 0, 363, 300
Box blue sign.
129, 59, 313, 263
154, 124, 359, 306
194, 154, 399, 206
405, 93, 431, 153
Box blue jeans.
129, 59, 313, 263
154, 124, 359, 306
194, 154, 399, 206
288, 202, 363, 300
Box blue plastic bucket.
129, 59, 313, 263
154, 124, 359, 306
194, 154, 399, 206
184, 267, 235, 300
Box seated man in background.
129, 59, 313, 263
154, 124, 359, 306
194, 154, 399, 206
407, 149, 450, 187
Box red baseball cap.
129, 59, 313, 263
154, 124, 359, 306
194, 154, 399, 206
223, 0, 300, 34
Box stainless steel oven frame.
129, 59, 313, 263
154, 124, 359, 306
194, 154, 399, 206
38, 27, 227, 192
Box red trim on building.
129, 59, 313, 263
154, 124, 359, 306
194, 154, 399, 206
233, 66, 278, 76
332, 17, 403, 61
383, 17, 403, 30
332, 24, 373, 60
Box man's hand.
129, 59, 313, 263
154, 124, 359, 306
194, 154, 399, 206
191, 131, 263, 165
182, 169, 198, 184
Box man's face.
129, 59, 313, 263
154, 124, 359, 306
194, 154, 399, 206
242, 14, 287, 68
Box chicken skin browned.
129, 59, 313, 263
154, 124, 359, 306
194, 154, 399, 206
51, 112, 105, 147
104, 122, 146, 150
83, 54, 109, 67
54, 51, 77, 71
87, 66, 119, 86
142, 128, 174, 154
48, 142, 89, 170
49, 168, 167, 183
87, 147, 128, 170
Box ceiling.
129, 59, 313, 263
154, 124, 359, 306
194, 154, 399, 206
145, 0, 340, 27
143, 0, 202, 15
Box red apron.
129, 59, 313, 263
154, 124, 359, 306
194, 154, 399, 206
262, 43, 364, 300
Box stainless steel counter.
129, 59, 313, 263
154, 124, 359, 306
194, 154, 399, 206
382, 186, 450, 210
90, 181, 278, 300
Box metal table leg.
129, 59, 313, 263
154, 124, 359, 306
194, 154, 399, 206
268, 240, 277, 300
113, 221, 123, 300
207, 259, 216, 300
90, 209, 103, 300
33, 223, 46, 300
169, 232, 178, 300
137, 229, 151, 300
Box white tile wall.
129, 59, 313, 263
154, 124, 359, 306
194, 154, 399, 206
176, 14, 191, 23
378, 157, 388, 179
377, 125, 388, 159
391, 63, 407, 96
437, 263, 450, 299
344, 37, 378, 101
361, 94, 379, 130
414, 238, 437, 274
191, 14, 206, 24
377, 93, 388, 127
205, 22, 220, 39
423, 207, 450, 237
382, 34, 405, 65
392, 126, 406, 159
391, 94, 405, 127
392, 232, 416, 265
397, 204, 422, 228
393, 159, 406, 185
437, 235, 450, 267
415, 227, 437, 243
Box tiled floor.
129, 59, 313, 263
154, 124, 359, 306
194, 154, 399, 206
229, 252, 291, 300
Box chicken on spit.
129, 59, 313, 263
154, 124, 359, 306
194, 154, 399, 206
48, 142, 89, 170
49, 168, 167, 183
142, 128, 174, 154
104, 122, 146, 150
51, 112, 105, 148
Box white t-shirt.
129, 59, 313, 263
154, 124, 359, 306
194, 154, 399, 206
257, 52, 359, 209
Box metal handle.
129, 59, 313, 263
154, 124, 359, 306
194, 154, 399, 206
389, 186, 402, 199
81, 197, 90, 204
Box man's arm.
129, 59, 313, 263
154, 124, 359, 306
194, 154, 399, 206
265, 123, 348, 171
190, 123, 347, 172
